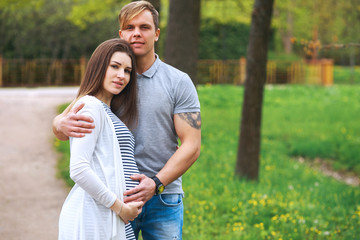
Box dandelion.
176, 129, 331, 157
341, 127, 346, 134
254, 222, 264, 230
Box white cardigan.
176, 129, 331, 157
59, 95, 126, 240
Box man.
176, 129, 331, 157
53, 1, 201, 239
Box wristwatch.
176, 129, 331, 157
151, 176, 165, 195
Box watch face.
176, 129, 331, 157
158, 185, 165, 194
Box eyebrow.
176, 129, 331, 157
124, 23, 152, 28
111, 60, 132, 70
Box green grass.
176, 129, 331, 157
54, 104, 73, 187
182, 84, 359, 239
333, 66, 360, 84
55, 84, 360, 239
268, 51, 303, 62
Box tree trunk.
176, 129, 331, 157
164, 0, 201, 85
235, 0, 274, 181
281, 4, 293, 54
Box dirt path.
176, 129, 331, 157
0, 87, 78, 240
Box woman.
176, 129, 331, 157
58, 39, 143, 240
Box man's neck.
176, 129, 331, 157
136, 52, 156, 74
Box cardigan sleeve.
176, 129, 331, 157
69, 96, 117, 208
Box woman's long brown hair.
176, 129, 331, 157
76, 38, 138, 129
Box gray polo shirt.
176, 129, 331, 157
129, 55, 200, 194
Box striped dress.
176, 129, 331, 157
102, 103, 139, 240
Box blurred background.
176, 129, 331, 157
1, 0, 359, 87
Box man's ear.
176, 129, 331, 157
155, 28, 160, 42
119, 30, 122, 38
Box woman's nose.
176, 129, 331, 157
117, 70, 125, 78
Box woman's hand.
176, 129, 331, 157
119, 201, 143, 224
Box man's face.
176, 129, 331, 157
119, 10, 160, 59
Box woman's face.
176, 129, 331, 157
102, 51, 132, 98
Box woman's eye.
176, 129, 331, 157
111, 65, 118, 69
125, 69, 131, 74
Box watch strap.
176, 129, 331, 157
151, 176, 164, 194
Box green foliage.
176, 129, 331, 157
198, 18, 250, 60
0, 0, 121, 58
272, 0, 360, 64
200, 0, 253, 24
320, 47, 360, 66
182, 84, 360, 239
67, 0, 128, 29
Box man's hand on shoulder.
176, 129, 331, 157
53, 102, 95, 140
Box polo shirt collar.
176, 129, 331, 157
137, 54, 161, 78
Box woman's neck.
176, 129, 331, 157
95, 92, 112, 107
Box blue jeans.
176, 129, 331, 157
131, 194, 183, 240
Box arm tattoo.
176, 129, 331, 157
178, 112, 201, 130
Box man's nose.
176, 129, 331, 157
133, 27, 141, 37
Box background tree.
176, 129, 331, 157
235, 0, 274, 181
164, 0, 201, 85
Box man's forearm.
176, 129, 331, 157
156, 141, 200, 186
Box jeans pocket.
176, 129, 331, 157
159, 194, 183, 207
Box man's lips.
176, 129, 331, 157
131, 42, 144, 47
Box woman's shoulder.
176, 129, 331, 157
73, 95, 103, 113
75, 95, 102, 106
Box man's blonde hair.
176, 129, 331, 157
119, 1, 159, 31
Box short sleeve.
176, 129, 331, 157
173, 73, 200, 114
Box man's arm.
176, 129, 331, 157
52, 101, 95, 141
157, 112, 201, 186
123, 112, 201, 203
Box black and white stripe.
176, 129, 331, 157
103, 103, 139, 240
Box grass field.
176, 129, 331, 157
55, 84, 360, 239
334, 66, 360, 85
